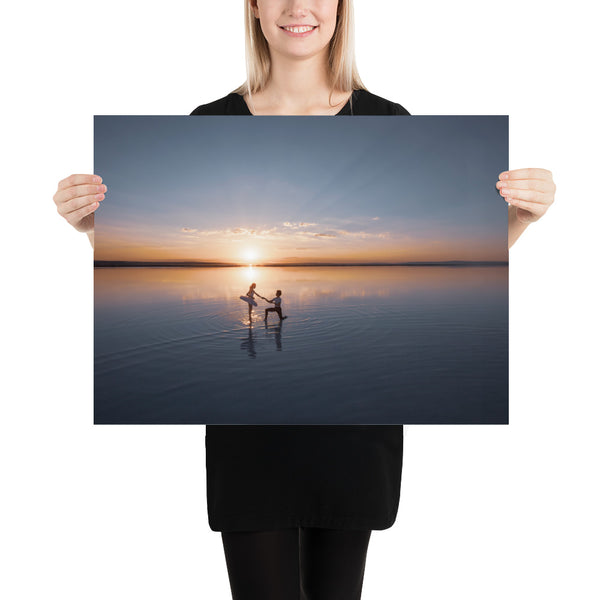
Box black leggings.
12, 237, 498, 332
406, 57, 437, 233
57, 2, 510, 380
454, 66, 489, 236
221, 527, 372, 600
265, 306, 283, 319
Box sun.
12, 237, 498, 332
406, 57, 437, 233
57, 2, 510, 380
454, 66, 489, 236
242, 247, 258, 263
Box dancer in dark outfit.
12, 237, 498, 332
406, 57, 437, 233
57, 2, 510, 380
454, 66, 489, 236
264, 290, 287, 322
53, 1, 555, 598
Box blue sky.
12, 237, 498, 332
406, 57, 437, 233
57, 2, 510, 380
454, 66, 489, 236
94, 115, 507, 263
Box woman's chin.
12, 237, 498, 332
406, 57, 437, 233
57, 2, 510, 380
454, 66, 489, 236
271, 42, 329, 61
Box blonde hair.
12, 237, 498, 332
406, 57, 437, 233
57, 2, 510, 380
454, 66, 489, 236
232, 0, 367, 109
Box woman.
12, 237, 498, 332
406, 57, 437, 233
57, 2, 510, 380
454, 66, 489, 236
54, 1, 556, 598
242, 282, 261, 321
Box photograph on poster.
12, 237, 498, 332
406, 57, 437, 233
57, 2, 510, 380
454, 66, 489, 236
94, 115, 508, 424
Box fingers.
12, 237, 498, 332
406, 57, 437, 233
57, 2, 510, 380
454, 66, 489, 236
498, 168, 552, 181
498, 186, 546, 203
54, 186, 106, 216
56, 184, 106, 204
54, 174, 107, 219
65, 201, 99, 227
57, 174, 102, 190
496, 178, 554, 193
498, 185, 551, 216
61, 192, 104, 215
504, 197, 540, 212
495, 168, 556, 225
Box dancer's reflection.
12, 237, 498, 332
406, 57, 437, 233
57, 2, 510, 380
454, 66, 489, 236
264, 320, 283, 351
239, 325, 257, 359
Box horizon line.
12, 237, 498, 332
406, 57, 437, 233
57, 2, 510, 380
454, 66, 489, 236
94, 259, 508, 268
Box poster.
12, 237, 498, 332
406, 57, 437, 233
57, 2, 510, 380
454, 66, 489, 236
94, 115, 508, 424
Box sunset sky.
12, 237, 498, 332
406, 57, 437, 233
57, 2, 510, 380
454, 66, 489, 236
94, 115, 508, 263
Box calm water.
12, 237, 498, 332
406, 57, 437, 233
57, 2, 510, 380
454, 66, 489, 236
94, 266, 508, 424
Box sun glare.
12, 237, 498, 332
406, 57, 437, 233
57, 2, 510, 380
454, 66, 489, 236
243, 248, 258, 263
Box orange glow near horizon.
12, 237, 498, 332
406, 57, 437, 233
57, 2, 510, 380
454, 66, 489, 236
94, 242, 506, 264
94, 225, 506, 263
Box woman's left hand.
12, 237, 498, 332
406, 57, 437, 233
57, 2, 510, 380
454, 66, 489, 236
496, 168, 556, 223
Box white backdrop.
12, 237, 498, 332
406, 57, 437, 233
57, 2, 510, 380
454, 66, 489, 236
1, 1, 598, 598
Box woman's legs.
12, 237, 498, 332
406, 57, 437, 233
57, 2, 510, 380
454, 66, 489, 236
221, 529, 299, 600
300, 528, 371, 600
221, 527, 372, 600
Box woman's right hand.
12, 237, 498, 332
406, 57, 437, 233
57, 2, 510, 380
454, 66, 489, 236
53, 174, 106, 233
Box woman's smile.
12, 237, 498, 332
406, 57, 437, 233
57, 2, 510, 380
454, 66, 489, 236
279, 24, 318, 37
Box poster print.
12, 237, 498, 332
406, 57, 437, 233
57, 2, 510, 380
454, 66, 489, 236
94, 115, 508, 424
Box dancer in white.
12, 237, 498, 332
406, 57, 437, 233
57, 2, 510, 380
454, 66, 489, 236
240, 282, 265, 321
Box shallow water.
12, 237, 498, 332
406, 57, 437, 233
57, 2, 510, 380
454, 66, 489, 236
94, 266, 508, 424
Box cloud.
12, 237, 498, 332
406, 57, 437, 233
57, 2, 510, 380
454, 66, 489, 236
293, 229, 389, 240
181, 218, 387, 238
180, 224, 389, 242
283, 221, 317, 229
334, 229, 390, 240
181, 226, 279, 238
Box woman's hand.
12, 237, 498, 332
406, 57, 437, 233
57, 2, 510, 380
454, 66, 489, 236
496, 168, 556, 224
53, 174, 106, 233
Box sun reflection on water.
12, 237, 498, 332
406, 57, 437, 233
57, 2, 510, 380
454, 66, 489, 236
244, 265, 257, 280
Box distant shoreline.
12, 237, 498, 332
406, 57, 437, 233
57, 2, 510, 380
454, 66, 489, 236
94, 260, 508, 268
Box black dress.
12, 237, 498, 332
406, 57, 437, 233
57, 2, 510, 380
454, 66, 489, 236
191, 89, 410, 532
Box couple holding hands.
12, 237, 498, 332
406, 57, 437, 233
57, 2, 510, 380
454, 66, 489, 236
241, 283, 287, 322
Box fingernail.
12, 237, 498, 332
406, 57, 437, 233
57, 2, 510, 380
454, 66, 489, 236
93, 175, 102, 183
95, 194, 104, 200
500, 172, 509, 180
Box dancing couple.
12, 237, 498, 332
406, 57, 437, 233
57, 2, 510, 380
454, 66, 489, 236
240, 283, 287, 322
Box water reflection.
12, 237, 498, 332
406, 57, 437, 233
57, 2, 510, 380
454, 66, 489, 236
95, 265, 507, 306
264, 320, 283, 351
95, 265, 508, 424
239, 319, 285, 358
240, 325, 257, 359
